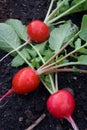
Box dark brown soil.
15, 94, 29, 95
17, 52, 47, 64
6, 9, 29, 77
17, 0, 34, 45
0, 0, 87, 130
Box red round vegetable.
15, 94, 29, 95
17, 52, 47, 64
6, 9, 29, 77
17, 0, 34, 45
0, 67, 40, 101
47, 89, 75, 119
27, 20, 50, 43
12, 67, 40, 94
47, 89, 79, 130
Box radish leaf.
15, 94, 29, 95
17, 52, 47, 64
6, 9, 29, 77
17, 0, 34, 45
74, 38, 81, 49
0, 23, 21, 52
11, 48, 31, 67
79, 15, 87, 41
71, 0, 87, 13
49, 21, 78, 53
78, 55, 87, 65
6, 19, 28, 41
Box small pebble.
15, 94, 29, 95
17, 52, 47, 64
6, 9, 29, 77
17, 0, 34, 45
19, 117, 23, 122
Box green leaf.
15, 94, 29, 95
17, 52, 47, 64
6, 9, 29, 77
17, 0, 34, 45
56, 54, 69, 65
74, 38, 81, 49
11, 54, 25, 67
0, 23, 21, 52
72, 66, 79, 72
78, 55, 87, 65
71, 38, 87, 54
26, 47, 37, 57
34, 42, 47, 54
49, 21, 78, 53
71, 0, 87, 13
79, 48, 87, 55
57, 0, 70, 14
43, 49, 54, 62
6, 19, 28, 41
56, 0, 87, 16
40, 74, 53, 91
31, 58, 41, 68
11, 48, 31, 67
79, 15, 87, 41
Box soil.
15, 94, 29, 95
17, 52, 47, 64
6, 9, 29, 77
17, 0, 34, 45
0, 0, 87, 130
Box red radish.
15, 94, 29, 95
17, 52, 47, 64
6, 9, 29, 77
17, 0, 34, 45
47, 89, 79, 130
0, 67, 40, 101
0, 20, 50, 63
27, 20, 50, 43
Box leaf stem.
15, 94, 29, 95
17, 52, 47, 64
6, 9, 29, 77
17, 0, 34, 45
47, 0, 86, 25
0, 39, 30, 62
41, 41, 87, 71
45, 0, 66, 24
30, 44, 45, 64
29, 44, 55, 93
40, 78, 53, 94
40, 68, 87, 74
55, 72, 58, 91
44, 0, 55, 23
38, 31, 80, 71
16, 49, 33, 68
49, 20, 65, 26
55, 62, 84, 68
0, 38, 33, 67
49, 74, 56, 93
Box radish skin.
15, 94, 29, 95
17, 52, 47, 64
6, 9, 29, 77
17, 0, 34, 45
47, 89, 79, 130
27, 20, 50, 43
0, 67, 40, 102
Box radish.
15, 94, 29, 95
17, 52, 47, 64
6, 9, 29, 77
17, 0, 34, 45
47, 89, 79, 130
0, 20, 50, 63
0, 67, 40, 101
27, 20, 50, 43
